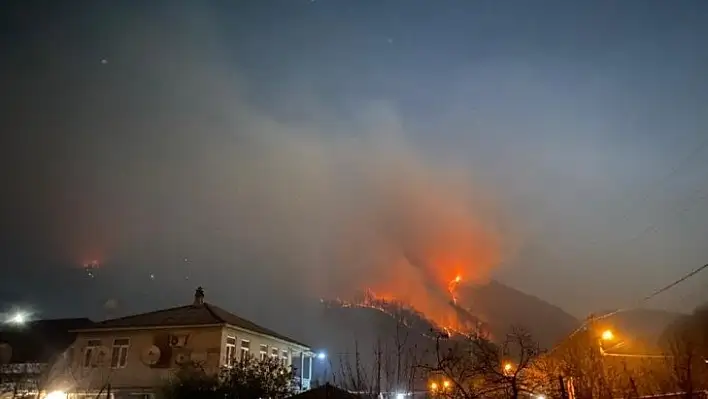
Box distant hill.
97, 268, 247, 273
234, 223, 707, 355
308, 280, 580, 356
598, 308, 685, 353
456, 280, 580, 348
293, 279, 580, 388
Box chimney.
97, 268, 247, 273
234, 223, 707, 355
194, 286, 205, 305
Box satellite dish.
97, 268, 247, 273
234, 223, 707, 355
142, 345, 161, 366
0, 343, 12, 364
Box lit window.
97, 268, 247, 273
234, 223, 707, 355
110, 338, 130, 368
281, 349, 289, 366
83, 339, 101, 368
259, 345, 268, 361
271, 347, 279, 359
225, 336, 237, 367
240, 340, 250, 360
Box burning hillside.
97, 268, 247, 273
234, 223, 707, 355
319, 277, 579, 349
323, 275, 490, 340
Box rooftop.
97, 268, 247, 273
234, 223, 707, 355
76, 287, 309, 348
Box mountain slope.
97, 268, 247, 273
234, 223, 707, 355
599, 308, 685, 354
457, 280, 580, 348
310, 280, 580, 355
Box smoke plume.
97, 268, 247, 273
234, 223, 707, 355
3, 3, 513, 328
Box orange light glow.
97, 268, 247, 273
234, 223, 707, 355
340, 177, 502, 336
504, 363, 513, 373
601, 330, 614, 341
443, 380, 451, 389
447, 275, 463, 305
430, 382, 438, 391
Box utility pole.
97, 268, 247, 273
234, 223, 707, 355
375, 338, 382, 397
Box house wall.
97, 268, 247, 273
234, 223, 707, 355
220, 326, 304, 367
219, 327, 313, 391
67, 326, 223, 393
63, 326, 312, 395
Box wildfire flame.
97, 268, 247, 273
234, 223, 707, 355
324, 271, 489, 340
448, 275, 462, 304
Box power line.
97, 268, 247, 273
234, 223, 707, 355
535, 142, 708, 300
545, 137, 708, 261
604, 172, 708, 254
640, 262, 708, 304
612, 136, 708, 228
597, 262, 708, 321
558, 261, 708, 343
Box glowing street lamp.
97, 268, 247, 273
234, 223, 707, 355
44, 391, 67, 399
443, 380, 451, 389
601, 329, 614, 341
5, 311, 28, 325
503, 362, 514, 374
316, 352, 326, 360
430, 382, 438, 391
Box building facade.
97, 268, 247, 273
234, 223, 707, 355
55, 288, 313, 398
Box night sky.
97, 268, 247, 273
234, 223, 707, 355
2, 0, 708, 337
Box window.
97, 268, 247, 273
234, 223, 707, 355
271, 347, 278, 359
225, 336, 237, 367
259, 345, 268, 361
303, 356, 312, 379
281, 349, 289, 366
240, 340, 250, 360
110, 338, 130, 368
83, 339, 101, 368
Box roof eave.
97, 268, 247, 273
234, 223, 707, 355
71, 323, 310, 350
69, 323, 225, 333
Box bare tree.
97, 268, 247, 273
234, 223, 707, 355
332, 310, 426, 396
553, 328, 613, 399
658, 311, 708, 398
419, 326, 543, 399
390, 305, 423, 395
335, 341, 374, 395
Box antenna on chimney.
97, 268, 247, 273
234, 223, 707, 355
194, 287, 205, 305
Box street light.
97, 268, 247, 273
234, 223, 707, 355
5, 311, 28, 325
601, 329, 614, 341
316, 352, 326, 360
503, 362, 514, 374
44, 391, 67, 399
430, 382, 438, 392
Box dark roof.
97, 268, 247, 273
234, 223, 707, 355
288, 384, 362, 399
81, 303, 309, 348
0, 318, 95, 363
